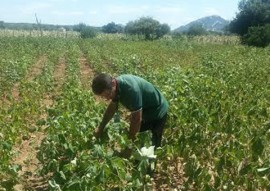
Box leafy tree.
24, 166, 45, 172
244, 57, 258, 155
242, 24, 270, 47
137, 17, 159, 40
186, 24, 208, 36
72, 23, 97, 38
73, 23, 87, 32
229, 0, 270, 36
80, 26, 97, 39
0, 21, 4, 29
125, 21, 137, 35
102, 22, 124, 33
125, 17, 170, 40
156, 24, 170, 38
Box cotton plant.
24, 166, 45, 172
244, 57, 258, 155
133, 146, 157, 176
137, 146, 156, 160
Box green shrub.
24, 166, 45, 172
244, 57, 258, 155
186, 24, 208, 36
242, 24, 270, 47
80, 26, 97, 39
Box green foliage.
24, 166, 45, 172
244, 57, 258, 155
156, 23, 171, 38
1, 22, 74, 31
102, 22, 124, 34
0, 37, 71, 189
242, 24, 270, 47
73, 23, 87, 32
125, 17, 170, 40
73, 23, 98, 39
80, 26, 97, 39
1, 36, 270, 190
0, 21, 4, 29
229, 0, 270, 46
185, 24, 208, 36
36, 44, 152, 190
80, 38, 270, 190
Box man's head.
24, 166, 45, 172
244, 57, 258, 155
92, 73, 116, 100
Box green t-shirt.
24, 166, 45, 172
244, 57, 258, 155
114, 74, 168, 121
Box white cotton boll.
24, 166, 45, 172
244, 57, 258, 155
139, 146, 156, 159
71, 157, 77, 166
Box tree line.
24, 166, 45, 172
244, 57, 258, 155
1, 0, 270, 47
229, 0, 270, 47
75, 17, 170, 40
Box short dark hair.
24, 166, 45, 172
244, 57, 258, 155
92, 73, 112, 95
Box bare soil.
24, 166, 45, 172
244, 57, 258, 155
152, 157, 186, 190
27, 56, 47, 82
11, 53, 186, 190
13, 56, 66, 191
79, 53, 94, 89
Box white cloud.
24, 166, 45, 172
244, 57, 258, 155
6, 0, 237, 29
154, 6, 185, 14
51, 11, 62, 15
48, 0, 78, 2
106, 5, 149, 14
204, 7, 219, 15
147, 5, 187, 29
103, 4, 187, 28
21, 3, 53, 14
88, 11, 98, 15
71, 11, 84, 16
106, 4, 184, 16
52, 11, 84, 16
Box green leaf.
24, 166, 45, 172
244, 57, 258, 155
48, 180, 61, 190
59, 171, 66, 180
257, 167, 270, 172
252, 137, 264, 157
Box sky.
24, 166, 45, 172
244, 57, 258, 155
0, 0, 240, 30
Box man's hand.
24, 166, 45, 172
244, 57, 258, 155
93, 101, 117, 139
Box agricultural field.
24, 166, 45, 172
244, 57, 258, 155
0, 35, 270, 191
0, 29, 79, 38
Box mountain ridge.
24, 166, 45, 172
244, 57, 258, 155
174, 15, 230, 33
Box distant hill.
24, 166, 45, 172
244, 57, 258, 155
174, 15, 230, 33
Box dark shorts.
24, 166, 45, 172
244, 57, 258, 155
140, 113, 168, 149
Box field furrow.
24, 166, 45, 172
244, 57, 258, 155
79, 53, 94, 89
1, 36, 269, 191
13, 54, 68, 190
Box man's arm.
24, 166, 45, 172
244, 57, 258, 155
128, 109, 142, 141
95, 101, 117, 138
118, 109, 142, 158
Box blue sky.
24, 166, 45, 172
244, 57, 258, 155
0, 0, 240, 29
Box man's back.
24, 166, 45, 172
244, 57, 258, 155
115, 74, 168, 121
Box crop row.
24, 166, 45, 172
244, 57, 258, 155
0, 37, 70, 189
1, 37, 269, 190
80, 39, 270, 190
